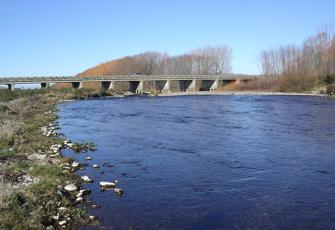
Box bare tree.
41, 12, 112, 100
259, 24, 335, 91
79, 45, 232, 77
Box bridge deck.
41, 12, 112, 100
0, 74, 258, 84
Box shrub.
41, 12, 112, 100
0, 90, 19, 102
326, 84, 335, 95
322, 75, 335, 84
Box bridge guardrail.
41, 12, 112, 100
0, 74, 259, 84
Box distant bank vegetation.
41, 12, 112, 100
65, 25, 335, 94
236, 25, 335, 93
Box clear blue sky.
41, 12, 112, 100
0, 0, 334, 76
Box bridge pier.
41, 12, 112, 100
101, 81, 115, 90
186, 79, 198, 92
71, 82, 83, 89
108, 81, 115, 90
210, 79, 222, 91
128, 81, 144, 94
41, 82, 49, 89
179, 80, 192, 92
200, 80, 213, 91
154, 80, 167, 93
137, 81, 144, 94
162, 80, 170, 93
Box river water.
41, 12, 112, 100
58, 95, 335, 229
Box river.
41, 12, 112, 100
58, 95, 335, 229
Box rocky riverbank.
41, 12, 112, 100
0, 89, 115, 229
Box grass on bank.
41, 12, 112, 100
0, 88, 114, 229
225, 75, 335, 94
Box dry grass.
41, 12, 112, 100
0, 89, 110, 228
0, 119, 21, 141
220, 78, 277, 92
0, 171, 11, 208
228, 75, 324, 93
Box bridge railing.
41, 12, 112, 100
0, 74, 259, 84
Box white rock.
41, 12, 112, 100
92, 164, 99, 168
85, 156, 92, 161
76, 188, 91, 197
58, 207, 68, 212
64, 184, 78, 192
81, 175, 93, 183
114, 188, 124, 196
49, 154, 59, 158
72, 161, 80, 168
62, 166, 71, 170
76, 197, 83, 203
59, 220, 67, 226
89, 216, 97, 221
79, 189, 91, 196
28, 153, 46, 160
23, 176, 34, 183
99, 181, 116, 188
46, 226, 55, 230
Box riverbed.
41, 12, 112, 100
58, 95, 335, 229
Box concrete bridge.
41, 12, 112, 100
0, 74, 258, 93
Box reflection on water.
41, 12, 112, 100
58, 95, 335, 229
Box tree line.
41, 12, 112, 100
258, 25, 335, 91
79, 25, 335, 93
80, 46, 232, 76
